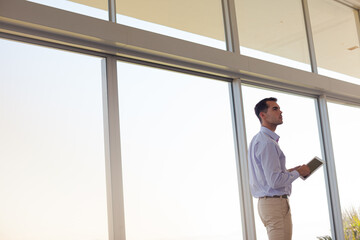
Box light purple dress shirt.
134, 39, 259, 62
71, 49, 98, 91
248, 126, 300, 198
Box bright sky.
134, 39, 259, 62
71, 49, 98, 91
2, 1, 360, 240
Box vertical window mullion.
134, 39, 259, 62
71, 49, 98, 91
222, 0, 241, 53
316, 95, 345, 240
301, 0, 318, 73
230, 78, 257, 240
108, 0, 117, 22
102, 57, 126, 240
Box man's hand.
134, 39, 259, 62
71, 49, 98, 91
296, 164, 310, 177
288, 165, 301, 172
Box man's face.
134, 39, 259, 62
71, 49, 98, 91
261, 101, 283, 126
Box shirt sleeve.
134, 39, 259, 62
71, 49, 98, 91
257, 141, 299, 189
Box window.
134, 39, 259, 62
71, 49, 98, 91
241, 85, 332, 239
27, 0, 108, 20
117, 62, 242, 240
0, 38, 108, 240
308, 0, 360, 84
328, 101, 360, 238
115, 0, 226, 49
235, 0, 311, 71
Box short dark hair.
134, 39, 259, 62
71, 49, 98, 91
254, 97, 277, 123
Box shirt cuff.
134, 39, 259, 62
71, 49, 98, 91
293, 170, 301, 179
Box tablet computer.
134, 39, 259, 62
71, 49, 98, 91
301, 156, 325, 180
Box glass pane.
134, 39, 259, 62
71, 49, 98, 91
235, 0, 311, 71
0, 38, 108, 240
117, 62, 242, 240
242, 85, 332, 239
328, 102, 360, 239
27, 0, 108, 20
115, 0, 226, 50
308, 0, 360, 85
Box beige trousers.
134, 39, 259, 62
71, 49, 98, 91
258, 197, 292, 240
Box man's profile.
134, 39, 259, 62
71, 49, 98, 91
248, 97, 310, 240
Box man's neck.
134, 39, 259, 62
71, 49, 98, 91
262, 123, 277, 132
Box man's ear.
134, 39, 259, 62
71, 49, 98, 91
259, 111, 266, 120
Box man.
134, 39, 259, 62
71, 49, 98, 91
248, 97, 310, 240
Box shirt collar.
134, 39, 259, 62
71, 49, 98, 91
260, 126, 280, 142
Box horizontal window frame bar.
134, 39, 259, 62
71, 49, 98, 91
0, 31, 232, 83
1, 0, 360, 106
